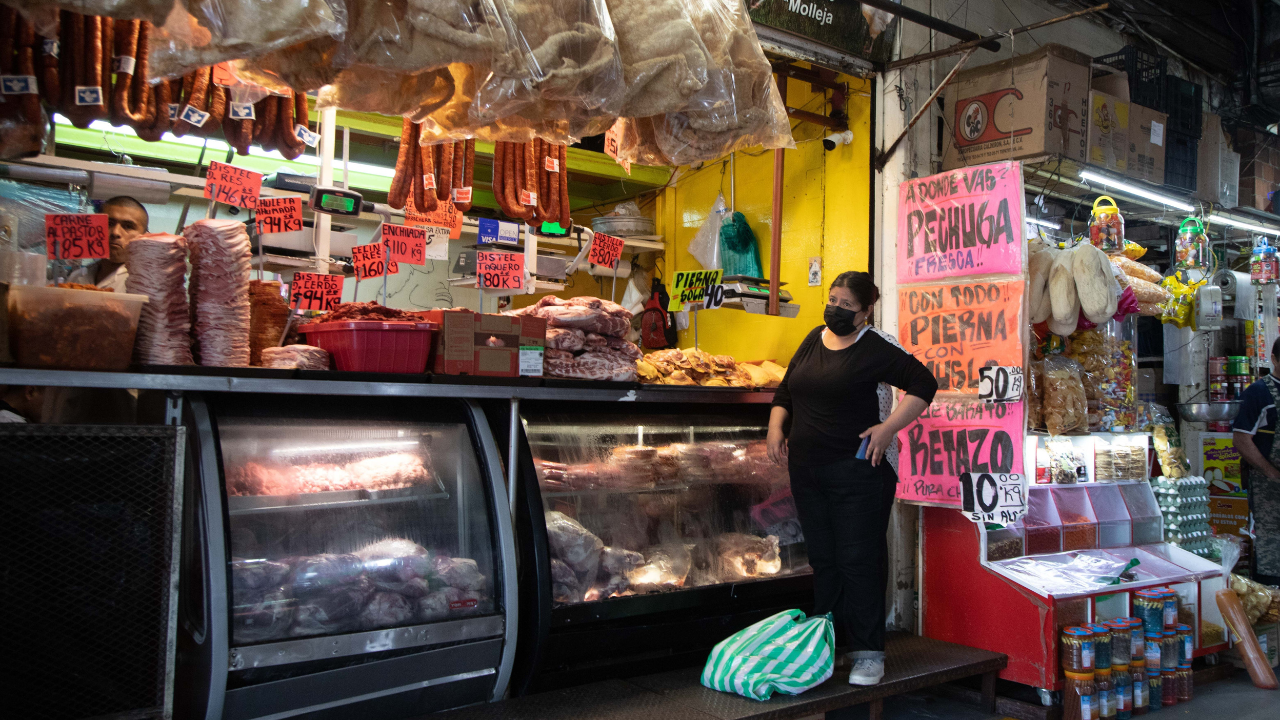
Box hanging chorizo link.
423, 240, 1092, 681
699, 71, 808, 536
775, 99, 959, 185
455, 139, 475, 212
546, 143, 560, 227
38, 14, 59, 108
171, 65, 210, 136
559, 144, 571, 231
435, 141, 453, 203
417, 131, 438, 212
387, 117, 415, 210
411, 125, 427, 213
93, 16, 112, 122
491, 141, 509, 216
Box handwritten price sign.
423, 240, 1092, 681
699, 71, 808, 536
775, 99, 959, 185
406, 200, 463, 239
351, 243, 399, 280
256, 196, 303, 234
588, 232, 624, 268
477, 251, 525, 290
380, 223, 427, 265
45, 213, 110, 260
289, 272, 343, 311
204, 161, 263, 209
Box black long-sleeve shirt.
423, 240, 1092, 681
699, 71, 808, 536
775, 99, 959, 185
773, 326, 938, 467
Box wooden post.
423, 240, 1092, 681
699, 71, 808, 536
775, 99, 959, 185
768, 73, 786, 316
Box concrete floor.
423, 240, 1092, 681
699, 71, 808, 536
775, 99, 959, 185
825, 670, 1277, 720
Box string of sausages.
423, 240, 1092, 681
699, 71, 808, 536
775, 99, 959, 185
0, 8, 42, 127
388, 118, 475, 214
493, 140, 570, 230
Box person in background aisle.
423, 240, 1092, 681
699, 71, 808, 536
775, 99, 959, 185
0, 385, 44, 422
66, 196, 150, 292
1231, 336, 1280, 585
766, 271, 937, 686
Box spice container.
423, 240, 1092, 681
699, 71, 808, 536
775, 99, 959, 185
1160, 670, 1175, 706
1147, 671, 1162, 711
1090, 196, 1125, 252
1096, 668, 1115, 719
1134, 591, 1164, 635
1087, 623, 1113, 670
1053, 487, 1099, 551
1131, 661, 1148, 715
1175, 664, 1192, 702
1025, 488, 1064, 555
1062, 627, 1096, 673
1144, 632, 1162, 669
1174, 624, 1192, 664
1064, 670, 1097, 720
1112, 663, 1132, 720
985, 526, 1024, 561
1118, 483, 1164, 544
1087, 485, 1134, 547
1160, 630, 1178, 670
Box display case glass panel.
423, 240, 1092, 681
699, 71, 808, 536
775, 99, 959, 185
1118, 482, 1163, 544
524, 412, 808, 605
218, 417, 498, 646
1051, 487, 1099, 551
1023, 487, 1064, 555
1085, 484, 1132, 548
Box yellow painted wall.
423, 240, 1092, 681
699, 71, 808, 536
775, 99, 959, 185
655, 69, 873, 364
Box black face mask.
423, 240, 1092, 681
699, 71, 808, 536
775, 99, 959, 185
824, 305, 862, 336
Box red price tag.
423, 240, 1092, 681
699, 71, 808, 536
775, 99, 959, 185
351, 242, 400, 280
406, 200, 463, 239
289, 272, 343, 311
587, 232, 625, 268
204, 160, 263, 209
477, 251, 525, 290
256, 196, 303, 234
424, 173, 436, 190
603, 120, 631, 175
211, 62, 238, 87
381, 223, 427, 265
45, 213, 109, 260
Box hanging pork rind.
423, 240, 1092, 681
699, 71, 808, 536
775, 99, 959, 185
604, 0, 709, 118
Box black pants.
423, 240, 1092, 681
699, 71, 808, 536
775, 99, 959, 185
789, 456, 898, 657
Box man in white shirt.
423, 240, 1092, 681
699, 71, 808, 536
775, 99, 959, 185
66, 196, 149, 292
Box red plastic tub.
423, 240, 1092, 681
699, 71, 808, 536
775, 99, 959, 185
297, 321, 438, 374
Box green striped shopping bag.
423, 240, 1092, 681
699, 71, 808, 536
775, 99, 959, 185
701, 609, 835, 701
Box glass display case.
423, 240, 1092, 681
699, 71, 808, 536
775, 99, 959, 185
524, 411, 809, 604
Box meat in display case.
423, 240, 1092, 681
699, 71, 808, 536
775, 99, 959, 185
509, 402, 813, 693
176, 394, 517, 720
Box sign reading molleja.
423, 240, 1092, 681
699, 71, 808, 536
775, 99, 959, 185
959, 472, 1027, 524
667, 269, 723, 311
896, 161, 1024, 284
898, 280, 1024, 394
748, 1, 899, 65
895, 398, 1025, 508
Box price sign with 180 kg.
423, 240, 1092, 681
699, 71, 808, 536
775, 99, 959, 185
45, 213, 109, 260
978, 365, 1023, 403
476, 251, 525, 291
958, 472, 1026, 524
290, 272, 343, 311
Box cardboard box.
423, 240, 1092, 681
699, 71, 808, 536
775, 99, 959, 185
1087, 90, 1129, 173
1226, 623, 1279, 669
473, 313, 547, 378
1202, 434, 1245, 495
942, 44, 1091, 170
1126, 104, 1167, 183
416, 309, 547, 377
1198, 113, 1241, 208
1209, 496, 1251, 535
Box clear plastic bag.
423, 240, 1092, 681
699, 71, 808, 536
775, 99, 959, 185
148, 0, 344, 80
316, 64, 455, 117
1028, 359, 1045, 430
649, 0, 794, 164
5, 1, 173, 27
688, 193, 727, 270
605, 0, 710, 117
475, 0, 625, 121
613, 115, 671, 167
1043, 355, 1087, 436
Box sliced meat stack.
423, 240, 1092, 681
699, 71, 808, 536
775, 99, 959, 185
125, 232, 193, 365
185, 219, 252, 367
261, 344, 329, 370
514, 296, 640, 381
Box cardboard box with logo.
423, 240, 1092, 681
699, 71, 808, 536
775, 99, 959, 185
417, 309, 547, 377
1209, 496, 1251, 535
1087, 90, 1129, 173
1126, 104, 1167, 183
1227, 623, 1279, 670
942, 44, 1090, 170
1198, 113, 1241, 208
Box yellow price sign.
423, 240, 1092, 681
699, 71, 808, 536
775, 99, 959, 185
667, 269, 723, 311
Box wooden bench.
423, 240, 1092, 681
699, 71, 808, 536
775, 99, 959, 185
428, 633, 1007, 720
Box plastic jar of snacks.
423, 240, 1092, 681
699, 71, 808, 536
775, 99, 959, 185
1062, 627, 1096, 673
1127, 618, 1146, 662
1130, 661, 1148, 715
1147, 670, 1162, 711
1161, 670, 1176, 706
1174, 624, 1192, 664
1106, 621, 1131, 667
1159, 590, 1179, 629
1144, 632, 1163, 669
1133, 592, 1163, 635
1160, 630, 1178, 671
1112, 663, 1132, 720
1096, 668, 1115, 719
1175, 664, 1192, 702
1064, 671, 1097, 720
1087, 623, 1113, 671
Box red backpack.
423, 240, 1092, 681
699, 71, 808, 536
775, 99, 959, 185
639, 278, 677, 349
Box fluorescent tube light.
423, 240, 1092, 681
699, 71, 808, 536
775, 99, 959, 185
1079, 170, 1195, 212
1025, 217, 1061, 229
1209, 214, 1280, 236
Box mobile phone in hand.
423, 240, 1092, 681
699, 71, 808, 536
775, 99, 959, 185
856, 437, 870, 460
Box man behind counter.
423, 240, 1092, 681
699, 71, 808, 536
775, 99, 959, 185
1231, 336, 1280, 586
66, 196, 149, 292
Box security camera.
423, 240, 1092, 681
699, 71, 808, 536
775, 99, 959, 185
822, 130, 853, 151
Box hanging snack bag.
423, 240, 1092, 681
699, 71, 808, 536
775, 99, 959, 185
1043, 355, 1088, 436
1174, 217, 1208, 271
1089, 196, 1124, 253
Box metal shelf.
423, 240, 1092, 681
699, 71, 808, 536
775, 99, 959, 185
541, 484, 691, 499
226, 484, 451, 516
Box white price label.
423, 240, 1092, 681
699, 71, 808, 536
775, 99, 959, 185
703, 283, 725, 310
167, 103, 180, 121
112, 55, 136, 75
422, 224, 449, 261
0, 75, 37, 94
978, 365, 1023, 403
180, 104, 210, 127
74, 85, 103, 106
519, 346, 544, 377
960, 472, 1026, 524
229, 102, 254, 120
294, 124, 320, 148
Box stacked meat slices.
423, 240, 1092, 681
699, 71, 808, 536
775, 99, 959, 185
517, 296, 640, 381
125, 232, 193, 365
186, 219, 252, 366
261, 345, 330, 370
249, 280, 291, 366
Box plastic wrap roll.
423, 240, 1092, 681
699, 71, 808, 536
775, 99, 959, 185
1212, 270, 1257, 320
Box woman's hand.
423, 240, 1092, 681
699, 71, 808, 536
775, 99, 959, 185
767, 426, 788, 465
859, 422, 896, 467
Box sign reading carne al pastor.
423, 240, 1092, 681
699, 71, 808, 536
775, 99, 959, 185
898, 280, 1024, 394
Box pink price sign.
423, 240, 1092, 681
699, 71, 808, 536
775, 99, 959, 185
896, 161, 1024, 284
895, 398, 1024, 507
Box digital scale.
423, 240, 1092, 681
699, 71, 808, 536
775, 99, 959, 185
718, 275, 801, 317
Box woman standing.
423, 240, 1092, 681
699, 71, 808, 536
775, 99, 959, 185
767, 271, 937, 686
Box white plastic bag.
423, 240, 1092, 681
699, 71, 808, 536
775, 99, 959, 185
689, 193, 728, 270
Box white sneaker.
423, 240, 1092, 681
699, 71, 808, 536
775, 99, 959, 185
848, 658, 885, 686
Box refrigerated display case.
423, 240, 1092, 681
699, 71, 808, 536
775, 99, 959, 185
923, 482, 1227, 693
176, 394, 518, 720
507, 400, 813, 693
